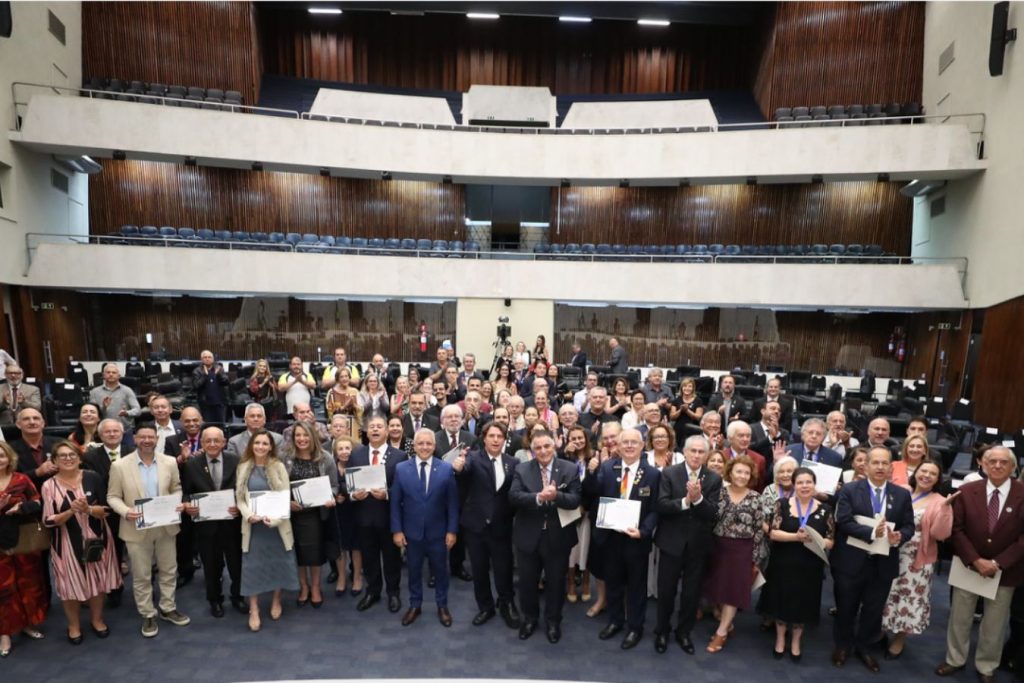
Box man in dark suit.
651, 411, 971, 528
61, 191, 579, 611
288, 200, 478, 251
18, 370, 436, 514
569, 342, 588, 371
10, 407, 60, 489
750, 399, 790, 469
706, 375, 746, 425
937, 446, 1024, 683
831, 446, 914, 672
748, 377, 793, 427
434, 403, 476, 581
401, 391, 439, 442
785, 417, 843, 467
585, 428, 661, 649
390, 429, 460, 627
509, 429, 582, 644
192, 350, 230, 424
653, 434, 722, 654
181, 426, 244, 618
164, 406, 205, 589
452, 422, 520, 629
608, 338, 628, 375
350, 414, 408, 613
81, 417, 129, 607
150, 395, 184, 456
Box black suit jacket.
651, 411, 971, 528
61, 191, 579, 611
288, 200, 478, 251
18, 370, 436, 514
750, 422, 790, 469
434, 429, 477, 458
10, 437, 62, 490
706, 393, 747, 422
81, 444, 121, 486
584, 458, 661, 555
509, 457, 581, 554
457, 450, 517, 536
349, 444, 408, 529
750, 396, 794, 427
832, 479, 915, 581
401, 413, 440, 441
570, 352, 588, 370
181, 451, 242, 536
654, 464, 722, 558
164, 431, 202, 458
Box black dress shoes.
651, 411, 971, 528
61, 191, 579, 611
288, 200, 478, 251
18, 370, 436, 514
388, 595, 402, 613
67, 630, 83, 645
519, 621, 537, 640
438, 607, 453, 627
832, 648, 849, 667
210, 602, 225, 618
231, 597, 247, 614
676, 632, 695, 655
176, 573, 193, 589
401, 607, 421, 626
654, 633, 668, 653
499, 603, 521, 629
546, 622, 562, 644
855, 649, 881, 673
453, 567, 473, 582
473, 609, 496, 626
356, 593, 380, 611
621, 630, 642, 650
599, 623, 624, 640
90, 624, 110, 639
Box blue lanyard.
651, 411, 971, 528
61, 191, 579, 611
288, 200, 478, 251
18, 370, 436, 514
779, 487, 793, 500
869, 485, 885, 515
795, 498, 814, 528
911, 491, 931, 504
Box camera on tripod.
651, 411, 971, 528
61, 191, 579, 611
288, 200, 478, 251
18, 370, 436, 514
497, 316, 511, 341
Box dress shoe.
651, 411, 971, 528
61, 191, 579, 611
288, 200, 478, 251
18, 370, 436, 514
67, 629, 84, 645
388, 595, 402, 613
706, 632, 728, 653
675, 632, 695, 655
855, 649, 880, 673
473, 609, 496, 626
790, 652, 802, 664
500, 603, 521, 629
773, 646, 785, 660
546, 623, 562, 644
401, 607, 421, 626
977, 672, 997, 683
438, 607, 453, 627
176, 573, 193, 589
621, 630, 642, 650
231, 597, 247, 614
296, 594, 309, 607
356, 593, 380, 611
89, 624, 110, 639
21, 628, 43, 640
832, 648, 848, 667
349, 585, 363, 597
428, 575, 436, 588
654, 633, 668, 653
326, 568, 339, 584
454, 567, 473, 582
210, 602, 225, 618
519, 621, 537, 640
935, 663, 966, 677
599, 623, 624, 640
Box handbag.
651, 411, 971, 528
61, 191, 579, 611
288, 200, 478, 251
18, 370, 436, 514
81, 537, 105, 563
4, 520, 51, 556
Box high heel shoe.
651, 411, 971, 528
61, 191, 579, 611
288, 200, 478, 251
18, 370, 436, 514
21, 628, 44, 640
772, 646, 785, 660
586, 603, 605, 618
706, 632, 728, 653
66, 629, 84, 645
270, 603, 282, 620
248, 610, 261, 632
790, 651, 802, 663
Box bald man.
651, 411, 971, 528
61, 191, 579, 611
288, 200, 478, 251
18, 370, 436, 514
0, 365, 41, 425
89, 363, 141, 429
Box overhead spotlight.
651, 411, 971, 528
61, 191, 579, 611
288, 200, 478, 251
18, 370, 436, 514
637, 18, 670, 27
112, 150, 126, 160
442, 175, 453, 184
251, 161, 264, 171
877, 172, 890, 182
811, 174, 823, 184
308, 7, 342, 15
390, 10, 425, 16
619, 179, 630, 188
560, 178, 571, 188
319, 167, 331, 177
381, 171, 392, 180
466, 12, 499, 20
184, 156, 197, 167
746, 176, 757, 186
559, 16, 591, 23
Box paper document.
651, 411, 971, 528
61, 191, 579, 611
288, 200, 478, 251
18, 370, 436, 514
949, 556, 1001, 600
345, 465, 387, 492
752, 571, 766, 591
596, 497, 641, 532
249, 490, 291, 520
441, 445, 464, 464
803, 460, 843, 495
846, 515, 893, 556
291, 476, 334, 508
803, 524, 831, 565
558, 506, 582, 528
134, 493, 182, 529
191, 490, 236, 521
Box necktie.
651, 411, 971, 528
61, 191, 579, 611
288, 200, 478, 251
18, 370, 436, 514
492, 456, 504, 491
189, 437, 198, 454
540, 464, 551, 488
108, 449, 119, 462
11, 386, 18, 406
414, 417, 421, 432
210, 459, 221, 489
620, 468, 630, 499
988, 489, 1001, 532
372, 449, 380, 466
420, 460, 428, 493
809, 451, 818, 463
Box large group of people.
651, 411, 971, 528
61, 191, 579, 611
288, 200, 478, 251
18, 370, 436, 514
0, 345, 1021, 683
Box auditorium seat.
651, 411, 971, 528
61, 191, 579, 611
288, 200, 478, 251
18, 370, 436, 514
352, 237, 368, 253
865, 244, 885, 261
319, 235, 336, 249
284, 232, 301, 247
250, 232, 270, 249
400, 238, 416, 252
829, 243, 846, 258
708, 244, 724, 258
846, 244, 864, 258
384, 237, 402, 254
202, 97, 224, 110
810, 244, 829, 261
367, 238, 385, 250
231, 230, 251, 244
415, 238, 432, 253
187, 86, 206, 99
725, 244, 742, 257
431, 240, 448, 258
792, 106, 809, 118
159, 226, 177, 240
268, 231, 285, 246
774, 107, 792, 120
177, 227, 196, 241
901, 102, 922, 122
139, 225, 158, 241
581, 243, 596, 256
183, 95, 204, 109
335, 236, 352, 252
827, 105, 846, 117
119, 224, 139, 241
213, 229, 231, 243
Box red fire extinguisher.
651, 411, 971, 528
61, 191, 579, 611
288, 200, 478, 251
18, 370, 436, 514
419, 322, 428, 353
887, 333, 895, 355
896, 338, 906, 362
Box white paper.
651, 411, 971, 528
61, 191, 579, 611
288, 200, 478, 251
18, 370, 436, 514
134, 493, 182, 529
558, 506, 582, 528
191, 489, 236, 521
951, 479, 964, 489
291, 476, 334, 508
752, 570, 766, 591
958, 398, 969, 405
803, 524, 831, 565
249, 490, 291, 520
1002, 440, 1016, 448
949, 556, 1001, 600
846, 514, 893, 555
803, 460, 843, 495
345, 465, 387, 492
596, 497, 641, 531
986, 427, 998, 435
441, 445, 464, 464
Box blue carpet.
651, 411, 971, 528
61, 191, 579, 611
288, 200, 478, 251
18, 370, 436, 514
2, 559, 978, 682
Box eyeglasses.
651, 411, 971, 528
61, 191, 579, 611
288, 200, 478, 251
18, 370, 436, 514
55, 453, 79, 461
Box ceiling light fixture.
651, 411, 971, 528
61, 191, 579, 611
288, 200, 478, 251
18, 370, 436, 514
308, 8, 342, 15
559, 16, 591, 23
467, 12, 499, 20
637, 19, 670, 27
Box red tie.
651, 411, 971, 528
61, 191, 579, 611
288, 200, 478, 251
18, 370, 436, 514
372, 449, 380, 466
988, 489, 1001, 533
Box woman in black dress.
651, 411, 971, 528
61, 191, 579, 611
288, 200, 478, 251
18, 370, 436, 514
756, 467, 835, 662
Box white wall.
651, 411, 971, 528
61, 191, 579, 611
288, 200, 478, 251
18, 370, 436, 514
0, 2, 85, 284
916, 2, 1024, 307
562, 100, 719, 129
456, 298, 553, 375
310, 89, 456, 125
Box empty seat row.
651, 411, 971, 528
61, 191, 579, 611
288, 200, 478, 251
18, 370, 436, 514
536, 243, 893, 261
774, 102, 922, 126
82, 77, 243, 106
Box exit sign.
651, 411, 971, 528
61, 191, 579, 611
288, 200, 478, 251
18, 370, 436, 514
936, 322, 952, 330
40, 303, 54, 310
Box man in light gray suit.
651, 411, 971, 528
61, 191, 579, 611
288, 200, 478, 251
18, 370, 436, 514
608, 338, 628, 375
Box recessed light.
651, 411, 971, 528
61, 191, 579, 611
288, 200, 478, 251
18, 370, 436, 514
308, 7, 342, 15
252, 161, 264, 171
559, 16, 591, 23
467, 12, 499, 20
637, 19, 670, 27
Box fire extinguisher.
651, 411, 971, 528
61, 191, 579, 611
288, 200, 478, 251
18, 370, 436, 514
419, 322, 428, 353
887, 333, 895, 355
896, 338, 906, 363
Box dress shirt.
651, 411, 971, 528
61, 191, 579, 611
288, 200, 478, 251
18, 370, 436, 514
681, 467, 704, 509
535, 462, 553, 506
620, 460, 638, 499
206, 454, 223, 489
105, 446, 120, 462
155, 421, 177, 454
489, 453, 505, 491
138, 457, 160, 499
986, 478, 1012, 520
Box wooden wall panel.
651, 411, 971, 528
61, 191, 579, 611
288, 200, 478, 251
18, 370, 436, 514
973, 296, 1024, 431
900, 310, 971, 403
82, 1, 262, 104
754, 1, 924, 116
552, 182, 913, 254
89, 161, 465, 241
259, 10, 762, 94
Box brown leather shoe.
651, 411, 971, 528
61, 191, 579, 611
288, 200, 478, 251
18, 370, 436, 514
855, 649, 880, 673
935, 663, 966, 677
401, 607, 421, 626
976, 672, 996, 683
438, 607, 453, 627
832, 648, 848, 667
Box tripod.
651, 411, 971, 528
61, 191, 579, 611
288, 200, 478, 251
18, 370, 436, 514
489, 337, 512, 378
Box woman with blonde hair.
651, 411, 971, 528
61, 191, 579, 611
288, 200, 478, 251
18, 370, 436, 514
248, 359, 278, 418
890, 434, 929, 487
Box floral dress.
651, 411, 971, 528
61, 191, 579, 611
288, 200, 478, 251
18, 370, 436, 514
882, 507, 932, 634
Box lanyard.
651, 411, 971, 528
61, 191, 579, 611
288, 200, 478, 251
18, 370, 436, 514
911, 491, 931, 504
869, 485, 885, 515
795, 498, 814, 528
779, 487, 793, 500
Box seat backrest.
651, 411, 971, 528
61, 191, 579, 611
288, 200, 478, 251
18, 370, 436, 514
178, 227, 195, 239
140, 225, 158, 237
301, 233, 318, 244
792, 106, 809, 117
368, 238, 385, 248
215, 230, 232, 241
416, 238, 432, 250
121, 224, 139, 236
285, 232, 301, 245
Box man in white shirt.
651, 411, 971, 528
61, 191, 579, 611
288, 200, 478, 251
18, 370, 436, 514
823, 410, 859, 457
277, 356, 316, 414
150, 395, 182, 455
573, 372, 600, 413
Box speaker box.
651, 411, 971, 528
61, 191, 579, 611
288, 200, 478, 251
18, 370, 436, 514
989, 1, 1016, 76
0, 2, 11, 38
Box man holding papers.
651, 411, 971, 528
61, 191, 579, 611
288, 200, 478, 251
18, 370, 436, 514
181, 426, 244, 619
106, 423, 191, 638
831, 446, 913, 672
786, 418, 843, 468
584, 428, 660, 650
390, 429, 460, 627
937, 446, 1024, 683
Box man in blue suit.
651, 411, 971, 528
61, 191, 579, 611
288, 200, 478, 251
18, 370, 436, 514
786, 417, 843, 467
584, 428, 661, 650
830, 446, 914, 673
391, 429, 459, 628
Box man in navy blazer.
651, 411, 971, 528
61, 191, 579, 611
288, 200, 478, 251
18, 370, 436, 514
452, 422, 521, 629
786, 417, 843, 468
831, 446, 914, 673
391, 429, 459, 628
584, 428, 661, 649
350, 414, 409, 613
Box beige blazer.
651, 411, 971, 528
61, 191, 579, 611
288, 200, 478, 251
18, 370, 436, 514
106, 451, 182, 542
235, 458, 294, 553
